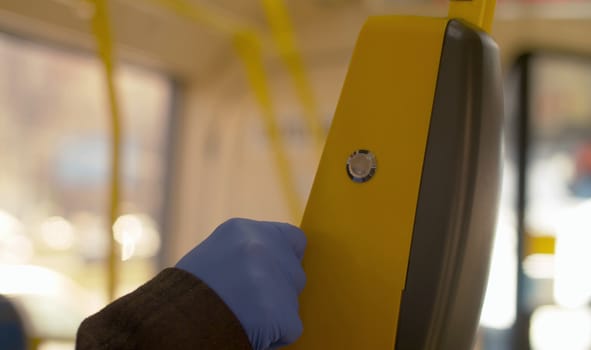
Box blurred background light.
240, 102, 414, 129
480, 210, 517, 330
113, 214, 161, 261
0, 209, 33, 264
530, 306, 591, 350
0, 264, 64, 296
72, 212, 108, 261
523, 254, 555, 280
0, 210, 23, 235
113, 214, 143, 261
554, 200, 591, 308
39, 216, 76, 251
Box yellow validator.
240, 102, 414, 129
291, 1, 503, 349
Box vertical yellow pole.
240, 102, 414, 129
448, 0, 496, 33
90, 0, 121, 301
233, 30, 302, 221
260, 0, 325, 153
28, 337, 41, 350
148, 0, 303, 221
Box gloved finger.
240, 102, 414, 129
261, 266, 304, 349
268, 222, 307, 261
269, 248, 307, 294
272, 304, 303, 347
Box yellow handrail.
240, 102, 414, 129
89, 0, 121, 301
260, 0, 325, 153
233, 30, 302, 221
149, 0, 303, 221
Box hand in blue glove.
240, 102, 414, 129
176, 218, 307, 350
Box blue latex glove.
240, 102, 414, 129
176, 218, 307, 350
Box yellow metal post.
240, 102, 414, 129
525, 235, 556, 256
233, 30, 303, 221
89, 0, 121, 301
448, 0, 496, 33
149, 0, 303, 220
260, 0, 325, 153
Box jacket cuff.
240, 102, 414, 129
76, 268, 252, 350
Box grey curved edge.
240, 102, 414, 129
395, 19, 504, 350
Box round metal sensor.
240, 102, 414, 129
346, 150, 376, 183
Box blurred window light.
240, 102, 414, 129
0, 234, 33, 265
0, 27, 173, 340
554, 200, 591, 308
0, 210, 33, 264
114, 214, 143, 261
480, 159, 518, 330
113, 214, 161, 261
72, 212, 109, 261
480, 210, 517, 329
38, 341, 76, 350
530, 305, 591, 350
525, 50, 591, 350
0, 265, 65, 296
39, 216, 75, 251
523, 254, 555, 280
0, 210, 23, 235
0, 264, 100, 341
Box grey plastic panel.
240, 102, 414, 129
395, 20, 503, 350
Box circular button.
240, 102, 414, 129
346, 150, 377, 183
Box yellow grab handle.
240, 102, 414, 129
89, 0, 122, 301
148, 0, 303, 221
448, 0, 496, 33
260, 0, 325, 153
233, 31, 303, 221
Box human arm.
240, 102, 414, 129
76, 218, 306, 350
76, 268, 251, 349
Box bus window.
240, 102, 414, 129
0, 30, 174, 345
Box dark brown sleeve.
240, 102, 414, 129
76, 268, 252, 350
